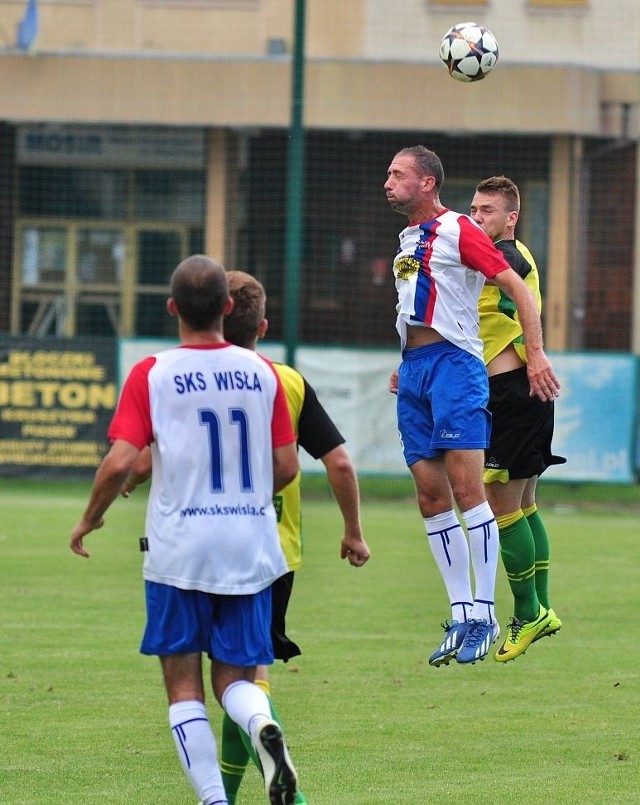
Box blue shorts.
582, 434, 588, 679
140, 581, 274, 667
397, 341, 491, 466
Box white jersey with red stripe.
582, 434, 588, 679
108, 343, 294, 595
393, 209, 510, 359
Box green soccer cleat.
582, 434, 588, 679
532, 607, 562, 643
494, 606, 552, 663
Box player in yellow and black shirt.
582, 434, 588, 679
269, 360, 363, 659
471, 176, 565, 663
220, 270, 370, 805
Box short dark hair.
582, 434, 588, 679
475, 175, 520, 212
224, 271, 266, 348
170, 255, 228, 330
396, 146, 445, 191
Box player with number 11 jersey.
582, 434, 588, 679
108, 343, 294, 595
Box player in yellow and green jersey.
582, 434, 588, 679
471, 176, 565, 663
219, 270, 371, 804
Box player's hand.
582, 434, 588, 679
341, 535, 371, 567
526, 351, 560, 402
389, 369, 399, 395
69, 517, 104, 558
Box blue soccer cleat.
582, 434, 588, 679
428, 619, 471, 667
456, 618, 500, 664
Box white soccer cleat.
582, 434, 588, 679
251, 718, 298, 805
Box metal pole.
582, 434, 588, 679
284, 0, 306, 367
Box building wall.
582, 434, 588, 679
365, 0, 640, 70
0, 55, 607, 136
1, 0, 638, 69
0, 1, 637, 134
0, 0, 638, 351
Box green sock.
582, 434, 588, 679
220, 712, 250, 804
497, 512, 540, 622
525, 505, 551, 609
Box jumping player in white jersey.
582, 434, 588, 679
385, 146, 560, 666
70, 255, 300, 805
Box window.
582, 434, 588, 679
77, 229, 124, 285
134, 170, 205, 223
19, 167, 127, 219
21, 227, 67, 285
14, 166, 205, 337
140, 0, 257, 7
429, 0, 488, 6
528, 0, 587, 6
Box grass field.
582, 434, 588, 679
1, 478, 638, 803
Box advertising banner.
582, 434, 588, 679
117, 341, 640, 483
542, 352, 638, 483
0, 337, 117, 477
295, 349, 639, 483
295, 346, 402, 475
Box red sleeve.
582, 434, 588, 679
266, 360, 296, 448
107, 357, 155, 449
458, 215, 512, 279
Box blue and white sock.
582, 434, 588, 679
169, 700, 228, 804
462, 501, 499, 624
424, 510, 473, 622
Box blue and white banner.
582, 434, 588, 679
119, 341, 639, 484
17, 0, 39, 52
542, 352, 638, 483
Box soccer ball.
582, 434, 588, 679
439, 22, 499, 83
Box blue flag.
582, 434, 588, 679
17, 0, 39, 52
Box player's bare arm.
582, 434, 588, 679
321, 445, 371, 567
272, 442, 299, 494
491, 268, 560, 402
70, 439, 142, 558
121, 445, 152, 498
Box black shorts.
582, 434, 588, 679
270, 571, 301, 662
485, 367, 566, 481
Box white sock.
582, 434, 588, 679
221, 680, 272, 740
424, 510, 473, 622
168, 700, 228, 805
462, 501, 499, 624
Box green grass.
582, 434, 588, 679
303, 473, 640, 511
0, 479, 638, 803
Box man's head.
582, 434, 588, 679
168, 255, 230, 331
470, 175, 520, 242
384, 146, 444, 219
224, 270, 268, 349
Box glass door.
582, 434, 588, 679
13, 223, 126, 336
75, 228, 125, 336
134, 228, 185, 338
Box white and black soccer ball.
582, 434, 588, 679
439, 22, 499, 83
